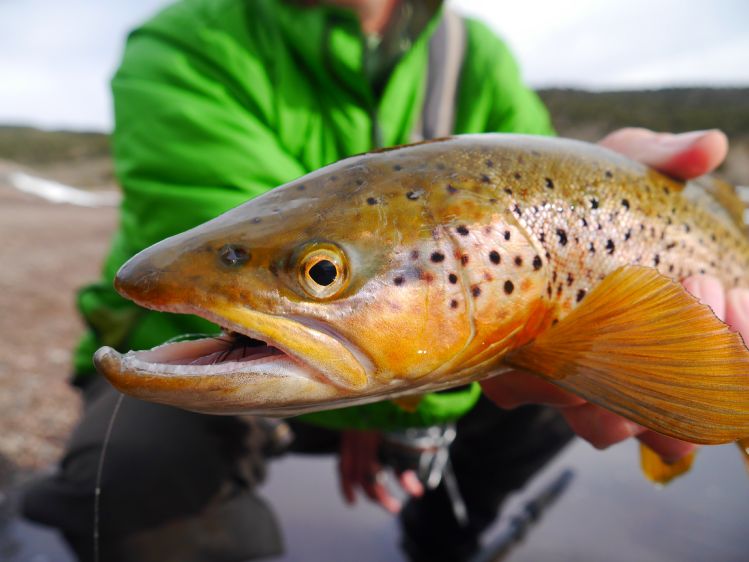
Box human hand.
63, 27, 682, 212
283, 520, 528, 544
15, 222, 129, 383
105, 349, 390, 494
338, 430, 423, 514
482, 128, 737, 463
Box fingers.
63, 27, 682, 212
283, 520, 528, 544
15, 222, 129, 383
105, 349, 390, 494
726, 288, 749, 344
338, 431, 422, 514
398, 470, 424, 498
598, 128, 728, 180
361, 472, 402, 514
559, 403, 641, 449
480, 370, 586, 409
682, 274, 726, 320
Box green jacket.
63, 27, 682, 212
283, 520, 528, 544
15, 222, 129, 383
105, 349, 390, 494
74, 0, 554, 429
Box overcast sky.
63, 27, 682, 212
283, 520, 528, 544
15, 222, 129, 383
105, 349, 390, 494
1, 0, 747, 131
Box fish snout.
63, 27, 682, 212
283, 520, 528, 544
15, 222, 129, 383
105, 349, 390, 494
114, 245, 186, 308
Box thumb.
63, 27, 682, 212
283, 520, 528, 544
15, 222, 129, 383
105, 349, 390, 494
599, 128, 728, 180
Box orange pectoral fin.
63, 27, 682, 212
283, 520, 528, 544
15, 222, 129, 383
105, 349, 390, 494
505, 266, 749, 444
639, 443, 696, 485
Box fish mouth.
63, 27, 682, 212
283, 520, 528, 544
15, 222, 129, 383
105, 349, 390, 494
94, 303, 372, 416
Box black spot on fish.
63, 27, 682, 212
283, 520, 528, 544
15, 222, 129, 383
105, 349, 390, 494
514, 172, 522, 180
514, 256, 523, 267
533, 255, 542, 270
504, 280, 514, 294
566, 273, 574, 286
556, 229, 568, 246
489, 251, 500, 264
504, 188, 513, 195
654, 254, 661, 266
605, 170, 613, 178
581, 217, 588, 227
589, 242, 596, 254
669, 264, 675, 273
512, 204, 521, 215
481, 174, 491, 183
394, 276, 405, 286
252, 217, 262, 224
663, 186, 670, 195
552, 318, 559, 326
684, 223, 691, 233
456, 225, 469, 236
411, 250, 420, 260
539, 232, 546, 243
621, 199, 630, 210
489, 198, 497, 204
430, 251, 445, 263
576, 289, 586, 302
504, 230, 511, 241
486, 159, 494, 167
461, 254, 470, 266
393, 164, 402, 171
624, 229, 632, 241
552, 271, 558, 283
606, 239, 615, 254
367, 197, 377, 205
447, 184, 458, 194
450, 299, 459, 309
297, 184, 306, 191
590, 198, 599, 209
406, 191, 419, 200
471, 285, 482, 297
547, 283, 552, 297
556, 284, 563, 297
545, 177, 554, 189
448, 273, 458, 284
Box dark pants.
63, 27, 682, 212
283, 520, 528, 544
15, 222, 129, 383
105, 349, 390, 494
22, 379, 573, 562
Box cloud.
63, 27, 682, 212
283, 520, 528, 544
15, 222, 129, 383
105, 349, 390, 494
0, 0, 746, 131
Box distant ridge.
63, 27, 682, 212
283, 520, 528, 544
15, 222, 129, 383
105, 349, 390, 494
538, 87, 749, 140
1, 87, 747, 183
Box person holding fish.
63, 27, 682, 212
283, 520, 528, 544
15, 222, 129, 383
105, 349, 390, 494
21, 1, 746, 561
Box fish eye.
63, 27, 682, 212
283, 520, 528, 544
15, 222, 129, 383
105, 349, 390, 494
297, 244, 348, 300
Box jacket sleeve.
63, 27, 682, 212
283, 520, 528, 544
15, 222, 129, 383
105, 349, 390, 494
456, 18, 555, 137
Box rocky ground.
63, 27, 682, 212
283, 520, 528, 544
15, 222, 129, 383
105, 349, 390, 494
0, 160, 116, 475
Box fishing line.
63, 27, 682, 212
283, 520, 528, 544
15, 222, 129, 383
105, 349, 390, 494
93, 391, 124, 562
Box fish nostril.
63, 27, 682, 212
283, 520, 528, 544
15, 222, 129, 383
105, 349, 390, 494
218, 244, 251, 267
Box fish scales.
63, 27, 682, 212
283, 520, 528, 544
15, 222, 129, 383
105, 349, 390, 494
95, 135, 749, 471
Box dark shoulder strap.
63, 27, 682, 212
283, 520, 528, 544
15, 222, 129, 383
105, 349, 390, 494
411, 9, 467, 142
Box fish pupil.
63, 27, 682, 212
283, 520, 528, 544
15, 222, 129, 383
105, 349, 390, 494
309, 260, 337, 286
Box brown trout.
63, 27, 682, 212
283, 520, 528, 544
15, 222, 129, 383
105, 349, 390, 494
95, 135, 749, 481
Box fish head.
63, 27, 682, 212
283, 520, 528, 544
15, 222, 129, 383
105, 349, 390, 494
95, 139, 546, 415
